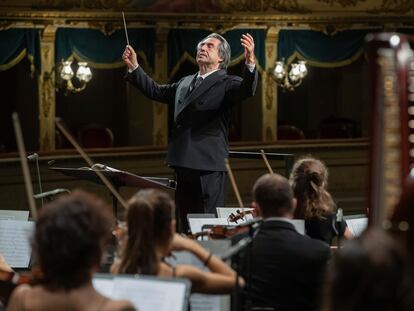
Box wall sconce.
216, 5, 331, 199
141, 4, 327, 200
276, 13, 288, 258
57, 61, 92, 94
272, 59, 308, 91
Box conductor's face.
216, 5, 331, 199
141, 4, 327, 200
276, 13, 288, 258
196, 37, 223, 68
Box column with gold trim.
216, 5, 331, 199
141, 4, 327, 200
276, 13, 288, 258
38, 25, 57, 151
152, 25, 170, 146
262, 27, 279, 141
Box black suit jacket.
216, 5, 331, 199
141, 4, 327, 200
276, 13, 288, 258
243, 220, 330, 311
127, 66, 258, 171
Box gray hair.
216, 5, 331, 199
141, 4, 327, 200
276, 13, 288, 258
197, 33, 231, 69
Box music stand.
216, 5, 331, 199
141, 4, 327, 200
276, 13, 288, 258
50, 167, 175, 216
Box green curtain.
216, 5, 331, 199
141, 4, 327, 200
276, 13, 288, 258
168, 28, 265, 75
0, 28, 40, 72
278, 29, 376, 67
55, 28, 155, 69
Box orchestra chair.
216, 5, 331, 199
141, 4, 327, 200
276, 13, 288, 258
277, 124, 305, 140
318, 116, 360, 139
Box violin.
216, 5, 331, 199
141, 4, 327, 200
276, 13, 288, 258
227, 209, 256, 224
188, 219, 262, 240
0, 268, 42, 305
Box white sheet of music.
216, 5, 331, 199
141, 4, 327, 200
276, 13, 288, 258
114, 278, 186, 311
291, 219, 305, 235
0, 220, 34, 268
0, 210, 29, 221
166, 240, 231, 311
345, 217, 368, 236
93, 275, 189, 311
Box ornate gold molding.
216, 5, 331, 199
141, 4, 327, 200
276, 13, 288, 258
38, 25, 57, 151
315, 0, 365, 7
369, 0, 414, 14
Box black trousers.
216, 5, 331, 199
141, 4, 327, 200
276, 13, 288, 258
174, 168, 226, 233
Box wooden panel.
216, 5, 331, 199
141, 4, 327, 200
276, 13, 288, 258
0, 141, 368, 217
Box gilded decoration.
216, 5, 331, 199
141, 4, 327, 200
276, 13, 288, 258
315, 0, 365, 6
220, 0, 311, 13
265, 74, 275, 111
369, 0, 414, 14
0, 0, 414, 15
87, 22, 122, 36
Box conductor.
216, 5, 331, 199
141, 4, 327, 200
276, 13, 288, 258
122, 32, 258, 232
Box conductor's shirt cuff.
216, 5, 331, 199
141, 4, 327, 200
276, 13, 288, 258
128, 64, 139, 73
246, 63, 255, 73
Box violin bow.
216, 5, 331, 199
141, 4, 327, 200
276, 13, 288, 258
225, 158, 245, 216
55, 118, 128, 211
260, 149, 274, 174
12, 113, 38, 220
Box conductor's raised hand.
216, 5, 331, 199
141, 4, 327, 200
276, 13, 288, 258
241, 33, 255, 65
122, 45, 138, 71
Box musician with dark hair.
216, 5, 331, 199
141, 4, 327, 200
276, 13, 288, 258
289, 156, 353, 244
111, 188, 243, 294
8, 190, 135, 311
122, 32, 258, 232
322, 228, 414, 311
242, 173, 330, 311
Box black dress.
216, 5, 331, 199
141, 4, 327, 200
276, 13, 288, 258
305, 212, 347, 244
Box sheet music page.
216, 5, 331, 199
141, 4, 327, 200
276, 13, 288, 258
166, 240, 231, 311
0, 220, 34, 268
112, 277, 187, 311
92, 278, 113, 298
0, 210, 29, 221
346, 218, 368, 236
291, 219, 305, 235
190, 294, 221, 311
188, 218, 229, 234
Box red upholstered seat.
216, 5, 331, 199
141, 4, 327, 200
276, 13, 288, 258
77, 125, 114, 148
277, 125, 305, 140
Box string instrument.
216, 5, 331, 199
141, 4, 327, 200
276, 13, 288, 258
366, 33, 414, 260
188, 219, 262, 240
260, 149, 274, 174
227, 209, 255, 224
0, 269, 42, 305
365, 33, 414, 226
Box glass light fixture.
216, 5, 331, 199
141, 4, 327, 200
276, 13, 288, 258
57, 60, 92, 94
76, 62, 93, 82
272, 59, 308, 91
60, 61, 74, 81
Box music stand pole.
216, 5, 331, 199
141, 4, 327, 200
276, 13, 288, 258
112, 185, 120, 217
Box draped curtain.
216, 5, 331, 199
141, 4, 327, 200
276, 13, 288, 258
277, 29, 376, 67
168, 28, 265, 78
55, 28, 155, 70
0, 28, 40, 72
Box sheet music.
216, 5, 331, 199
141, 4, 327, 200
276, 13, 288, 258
166, 240, 231, 311
0, 210, 29, 221
291, 219, 305, 235
345, 217, 368, 236
93, 275, 190, 311
92, 278, 113, 298
188, 218, 229, 234
190, 294, 221, 311
0, 220, 34, 268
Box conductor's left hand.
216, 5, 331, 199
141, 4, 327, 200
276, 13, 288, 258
122, 45, 139, 71
241, 33, 255, 65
